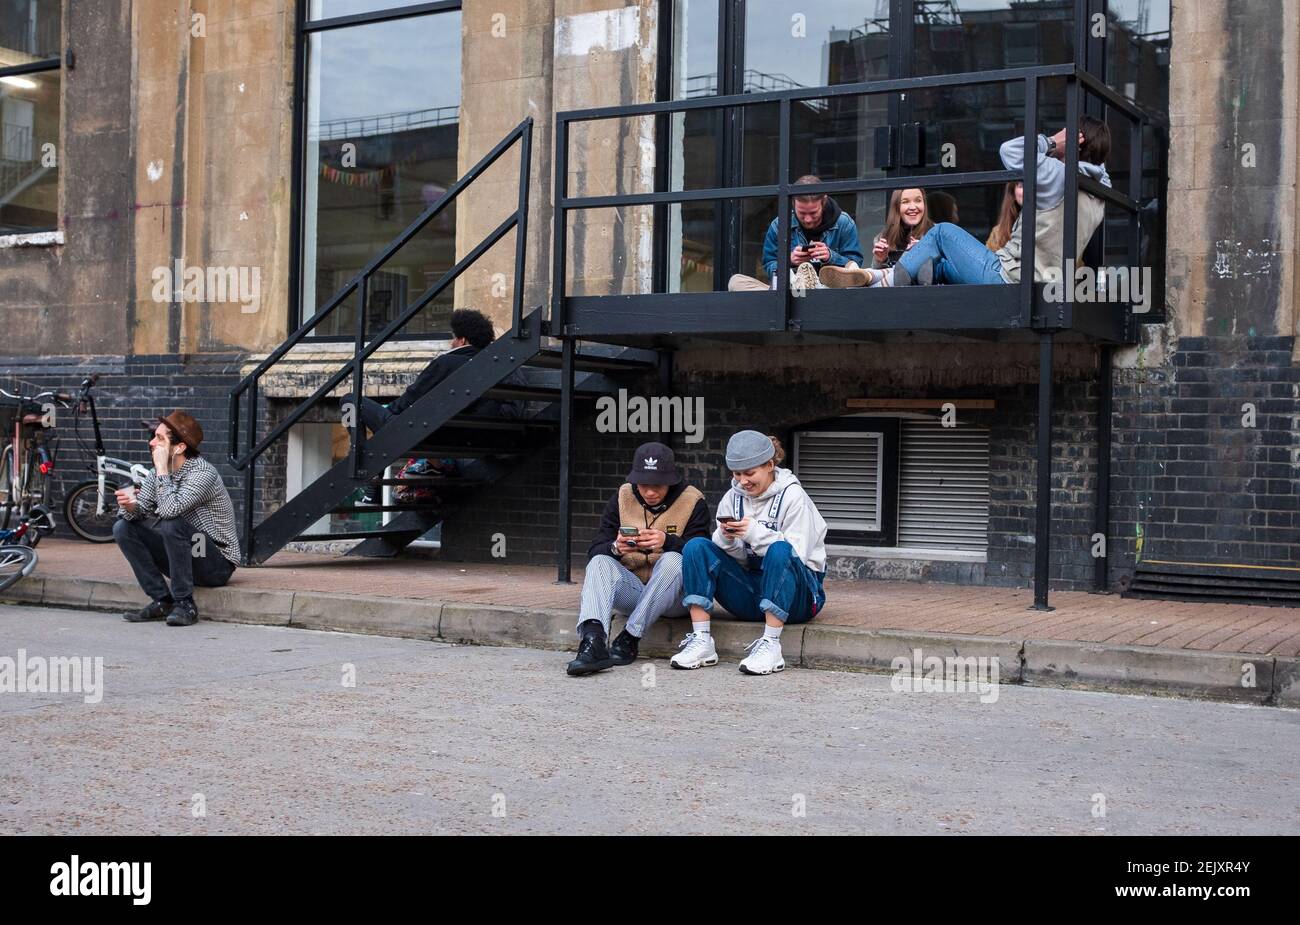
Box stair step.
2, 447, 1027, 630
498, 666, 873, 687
294, 528, 433, 542
483, 383, 606, 402
368, 477, 491, 487
528, 346, 659, 374
442, 414, 558, 431
331, 503, 446, 514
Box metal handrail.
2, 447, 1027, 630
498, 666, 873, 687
552, 62, 1155, 335
228, 117, 534, 568
229, 117, 533, 471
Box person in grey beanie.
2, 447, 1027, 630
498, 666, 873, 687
674, 430, 828, 675
566, 442, 712, 676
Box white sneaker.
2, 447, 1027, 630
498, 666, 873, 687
670, 632, 718, 669
738, 636, 785, 675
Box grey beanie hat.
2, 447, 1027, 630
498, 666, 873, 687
726, 430, 775, 470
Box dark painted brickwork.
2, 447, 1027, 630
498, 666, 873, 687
0, 354, 273, 536
8, 335, 1295, 592
1110, 336, 1300, 579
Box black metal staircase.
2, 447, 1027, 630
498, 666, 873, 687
227, 117, 659, 565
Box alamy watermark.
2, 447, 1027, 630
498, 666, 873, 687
595, 389, 704, 444
150, 259, 262, 313
890, 648, 1000, 703
0, 649, 103, 704
1042, 260, 1151, 313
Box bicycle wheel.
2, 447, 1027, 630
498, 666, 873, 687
64, 480, 122, 543
0, 443, 12, 529
0, 544, 37, 594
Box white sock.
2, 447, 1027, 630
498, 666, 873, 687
871, 268, 893, 288
764, 624, 783, 641
692, 620, 711, 636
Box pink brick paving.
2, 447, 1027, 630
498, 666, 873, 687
21, 539, 1300, 657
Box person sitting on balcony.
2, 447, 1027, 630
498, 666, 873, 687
819, 117, 1111, 289
671, 431, 828, 677
869, 187, 936, 281
113, 411, 240, 627
985, 181, 1023, 251
926, 190, 959, 226
727, 175, 863, 292
566, 442, 712, 676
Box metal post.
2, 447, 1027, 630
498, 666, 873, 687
1061, 77, 1080, 329
242, 380, 258, 566
551, 116, 569, 334
1032, 331, 1055, 611
1019, 77, 1038, 327
349, 279, 368, 479
1093, 344, 1113, 592
555, 337, 576, 583
512, 119, 532, 337
774, 97, 791, 329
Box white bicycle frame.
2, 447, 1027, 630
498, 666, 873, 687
95, 455, 151, 515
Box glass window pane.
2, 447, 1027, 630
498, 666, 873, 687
913, 1, 1075, 77
744, 0, 890, 90
0, 68, 58, 233
308, 0, 437, 21
671, 0, 719, 98
1104, 0, 1170, 110
0, 0, 61, 63
302, 11, 461, 337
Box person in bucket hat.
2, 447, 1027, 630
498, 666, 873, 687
566, 441, 712, 676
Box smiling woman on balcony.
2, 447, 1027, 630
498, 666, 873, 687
871, 188, 935, 270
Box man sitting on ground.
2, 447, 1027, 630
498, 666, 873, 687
114, 411, 240, 627
728, 175, 863, 292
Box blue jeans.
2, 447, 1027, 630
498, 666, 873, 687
681, 538, 825, 624
897, 222, 1006, 285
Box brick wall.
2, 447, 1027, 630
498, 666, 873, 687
1109, 335, 1300, 579
0, 353, 272, 538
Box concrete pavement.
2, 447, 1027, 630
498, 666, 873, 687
2, 605, 1298, 835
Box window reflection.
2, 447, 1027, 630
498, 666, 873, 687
302, 11, 461, 337
0, 0, 61, 62
0, 69, 58, 233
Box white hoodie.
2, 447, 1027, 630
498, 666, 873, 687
713, 467, 828, 573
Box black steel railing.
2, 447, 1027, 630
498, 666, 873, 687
228, 117, 532, 556
552, 63, 1162, 337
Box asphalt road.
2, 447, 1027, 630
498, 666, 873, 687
2, 605, 1297, 835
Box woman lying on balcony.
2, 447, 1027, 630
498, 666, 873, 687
820, 117, 1112, 289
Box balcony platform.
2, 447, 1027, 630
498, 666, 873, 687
557, 285, 1136, 349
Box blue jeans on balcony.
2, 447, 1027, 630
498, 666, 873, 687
681, 537, 824, 624
897, 222, 1007, 285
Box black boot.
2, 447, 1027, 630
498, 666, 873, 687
166, 597, 199, 627
566, 620, 615, 676
608, 628, 640, 666
123, 598, 173, 622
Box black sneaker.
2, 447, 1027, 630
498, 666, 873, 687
166, 597, 199, 627
357, 485, 382, 506
123, 598, 173, 622
566, 620, 615, 676
608, 628, 640, 666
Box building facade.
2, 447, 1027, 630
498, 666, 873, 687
1, 1, 1297, 603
